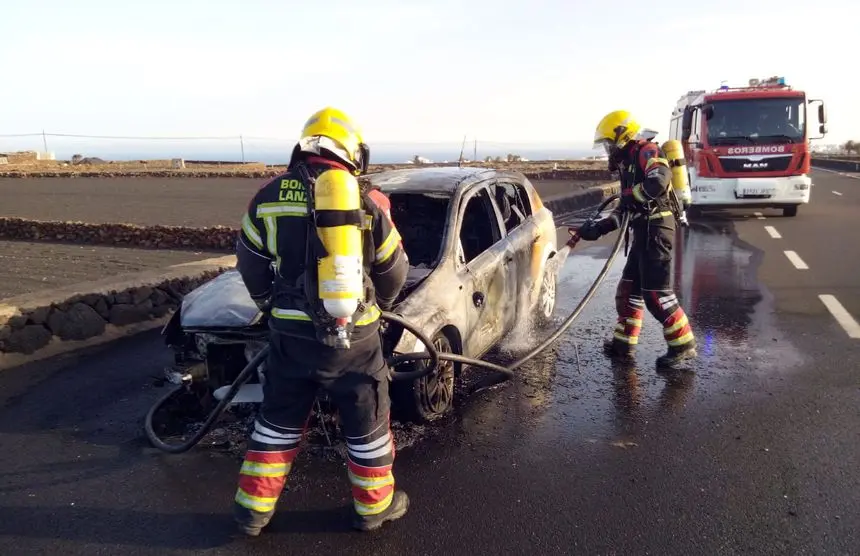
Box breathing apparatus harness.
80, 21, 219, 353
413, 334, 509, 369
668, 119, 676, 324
291, 162, 379, 349
145, 191, 631, 454
607, 138, 691, 256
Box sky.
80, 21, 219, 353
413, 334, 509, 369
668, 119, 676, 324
1, 0, 857, 159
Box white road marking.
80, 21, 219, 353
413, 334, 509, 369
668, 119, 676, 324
764, 226, 782, 239
754, 211, 766, 220
784, 250, 808, 270
832, 191, 843, 196
819, 295, 860, 339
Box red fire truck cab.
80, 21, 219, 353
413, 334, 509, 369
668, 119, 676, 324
668, 77, 827, 217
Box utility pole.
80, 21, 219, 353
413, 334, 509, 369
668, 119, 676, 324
240, 135, 245, 163
474, 138, 477, 161
458, 134, 466, 167
42, 129, 48, 154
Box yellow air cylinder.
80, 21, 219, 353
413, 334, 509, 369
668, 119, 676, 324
313, 169, 364, 320
661, 139, 692, 204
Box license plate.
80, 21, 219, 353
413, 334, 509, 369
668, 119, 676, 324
739, 188, 774, 197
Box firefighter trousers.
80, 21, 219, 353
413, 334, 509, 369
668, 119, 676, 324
611, 217, 695, 351
233, 330, 396, 528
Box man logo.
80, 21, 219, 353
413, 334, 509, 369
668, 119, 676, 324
743, 162, 769, 169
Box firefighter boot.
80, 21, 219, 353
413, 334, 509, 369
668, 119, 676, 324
234, 507, 272, 537
603, 338, 635, 360
656, 338, 698, 370
352, 490, 410, 532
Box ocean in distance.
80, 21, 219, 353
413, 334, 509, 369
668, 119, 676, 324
0, 137, 598, 165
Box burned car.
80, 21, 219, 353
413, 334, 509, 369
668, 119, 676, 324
161, 166, 560, 422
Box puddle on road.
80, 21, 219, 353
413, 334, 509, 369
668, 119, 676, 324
153, 218, 806, 461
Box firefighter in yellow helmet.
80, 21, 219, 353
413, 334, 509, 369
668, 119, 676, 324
232, 107, 410, 535
570, 110, 697, 369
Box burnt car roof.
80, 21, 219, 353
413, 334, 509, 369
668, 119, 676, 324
366, 166, 518, 194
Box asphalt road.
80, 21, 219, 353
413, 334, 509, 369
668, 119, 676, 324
0, 176, 598, 228
0, 169, 857, 555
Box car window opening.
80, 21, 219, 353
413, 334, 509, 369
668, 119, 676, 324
493, 182, 531, 234
388, 192, 450, 268
460, 188, 500, 264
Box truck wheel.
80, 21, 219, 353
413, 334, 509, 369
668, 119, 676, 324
783, 206, 798, 217
687, 206, 702, 218
391, 330, 456, 423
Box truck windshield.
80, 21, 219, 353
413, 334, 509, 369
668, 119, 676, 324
706, 97, 805, 145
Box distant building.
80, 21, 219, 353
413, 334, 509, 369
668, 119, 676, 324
0, 150, 55, 163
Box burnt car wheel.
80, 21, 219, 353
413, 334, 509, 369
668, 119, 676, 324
392, 330, 456, 423
534, 263, 558, 327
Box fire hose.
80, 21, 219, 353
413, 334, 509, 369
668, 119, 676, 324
145, 195, 628, 454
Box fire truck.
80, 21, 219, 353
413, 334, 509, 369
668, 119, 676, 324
668, 76, 827, 217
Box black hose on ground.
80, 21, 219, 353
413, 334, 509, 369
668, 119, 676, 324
144, 308, 442, 454
145, 195, 626, 453
144, 344, 271, 454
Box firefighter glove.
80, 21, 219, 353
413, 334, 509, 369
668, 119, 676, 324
577, 220, 602, 242
618, 191, 638, 212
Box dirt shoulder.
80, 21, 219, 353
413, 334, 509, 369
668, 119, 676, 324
0, 240, 224, 299
0, 176, 603, 228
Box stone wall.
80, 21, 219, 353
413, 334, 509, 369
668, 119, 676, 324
811, 157, 860, 172
0, 270, 226, 355
0, 218, 236, 251
544, 182, 620, 220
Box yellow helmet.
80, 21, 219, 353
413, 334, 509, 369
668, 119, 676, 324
593, 110, 642, 152
295, 107, 370, 175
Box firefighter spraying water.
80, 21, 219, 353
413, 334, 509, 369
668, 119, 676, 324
569, 110, 697, 369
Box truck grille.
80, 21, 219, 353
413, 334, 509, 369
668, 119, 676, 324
719, 156, 792, 173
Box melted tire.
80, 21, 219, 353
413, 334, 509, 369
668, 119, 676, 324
391, 331, 456, 423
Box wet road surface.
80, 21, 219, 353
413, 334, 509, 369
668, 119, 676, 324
0, 170, 858, 554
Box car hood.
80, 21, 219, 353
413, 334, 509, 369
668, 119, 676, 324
179, 266, 436, 330
180, 269, 260, 328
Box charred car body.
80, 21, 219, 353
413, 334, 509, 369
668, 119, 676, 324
161, 167, 560, 422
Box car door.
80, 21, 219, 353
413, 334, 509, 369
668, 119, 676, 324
490, 179, 541, 313
455, 184, 518, 357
